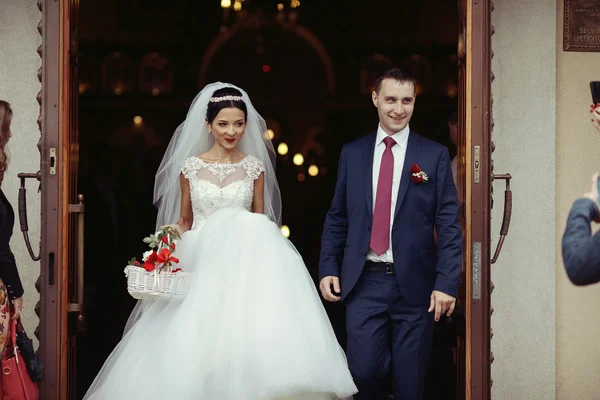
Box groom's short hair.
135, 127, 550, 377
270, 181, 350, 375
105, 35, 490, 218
374, 68, 417, 94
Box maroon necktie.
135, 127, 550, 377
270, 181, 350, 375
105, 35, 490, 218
370, 136, 396, 256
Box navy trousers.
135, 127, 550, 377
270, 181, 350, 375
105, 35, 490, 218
346, 269, 434, 400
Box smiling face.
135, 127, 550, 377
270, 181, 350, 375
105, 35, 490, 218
372, 78, 415, 135
206, 107, 246, 151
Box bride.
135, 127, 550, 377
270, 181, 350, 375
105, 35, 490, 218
82, 82, 357, 400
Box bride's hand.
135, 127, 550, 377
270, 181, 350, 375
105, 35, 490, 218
160, 224, 183, 235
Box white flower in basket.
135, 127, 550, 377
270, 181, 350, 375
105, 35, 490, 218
124, 227, 192, 301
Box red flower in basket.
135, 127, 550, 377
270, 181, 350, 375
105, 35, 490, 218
157, 248, 180, 266
143, 251, 158, 271
410, 164, 429, 184
143, 261, 154, 272
124, 226, 186, 301
126, 225, 182, 276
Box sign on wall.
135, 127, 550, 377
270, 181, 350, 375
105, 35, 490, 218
564, 0, 600, 52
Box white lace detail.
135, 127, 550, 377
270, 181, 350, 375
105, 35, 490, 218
180, 155, 265, 229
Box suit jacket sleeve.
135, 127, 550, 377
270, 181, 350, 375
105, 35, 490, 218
561, 198, 600, 286
433, 147, 462, 297
319, 147, 348, 280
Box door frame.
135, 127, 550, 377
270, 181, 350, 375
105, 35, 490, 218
464, 0, 492, 398
38, 0, 493, 398
38, 0, 61, 398
39, 0, 78, 399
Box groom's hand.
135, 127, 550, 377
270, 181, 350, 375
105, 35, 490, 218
428, 290, 456, 322
319, 276, 341, 302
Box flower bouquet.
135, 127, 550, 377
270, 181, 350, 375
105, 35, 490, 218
124, 226, 192, 300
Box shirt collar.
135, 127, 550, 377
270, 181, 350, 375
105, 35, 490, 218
376, 124, 410, 149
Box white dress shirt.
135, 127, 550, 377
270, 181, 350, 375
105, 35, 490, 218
366, 124, 410, 263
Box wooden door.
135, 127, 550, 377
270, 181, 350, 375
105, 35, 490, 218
455, 0, 467, 397
40, 0, 83, 398
464, 0, 493, 399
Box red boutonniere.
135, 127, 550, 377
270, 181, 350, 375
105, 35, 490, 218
410, 164, 429, 183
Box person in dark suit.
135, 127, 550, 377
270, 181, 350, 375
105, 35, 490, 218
318, 68, 462, 400
0, 100, 25, 331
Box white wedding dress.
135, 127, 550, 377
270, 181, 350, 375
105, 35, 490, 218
83, 155, 357, 400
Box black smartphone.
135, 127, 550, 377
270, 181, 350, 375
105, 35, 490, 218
591, 81, 600, 105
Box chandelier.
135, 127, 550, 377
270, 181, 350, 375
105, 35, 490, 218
220, 0, 301, 26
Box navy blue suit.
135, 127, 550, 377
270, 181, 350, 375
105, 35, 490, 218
319, 130, 462, 400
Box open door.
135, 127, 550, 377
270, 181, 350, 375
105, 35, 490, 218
455, 0, 468, 398
40, 0, 83, 398
463, 0, 499, 399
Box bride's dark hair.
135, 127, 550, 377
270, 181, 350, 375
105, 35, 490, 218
0, 101, 12, 187
206, 87, 247, 123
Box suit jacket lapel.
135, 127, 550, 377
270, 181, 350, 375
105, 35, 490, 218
394, 131, 422, 219
363, 131, 377, 216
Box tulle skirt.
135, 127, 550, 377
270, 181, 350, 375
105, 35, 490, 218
83, 207, 357, 400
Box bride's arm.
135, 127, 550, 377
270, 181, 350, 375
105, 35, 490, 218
252, 172, 265, 215
176, 173, 194, 233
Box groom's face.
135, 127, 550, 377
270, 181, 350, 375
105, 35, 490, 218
372, 78, 415, 135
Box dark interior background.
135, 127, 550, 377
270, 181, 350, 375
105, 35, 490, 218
76, 1, 460, 398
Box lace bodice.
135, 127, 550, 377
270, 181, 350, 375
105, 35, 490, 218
180, 155, 265, 229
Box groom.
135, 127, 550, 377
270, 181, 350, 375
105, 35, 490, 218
319, 68, 462, 400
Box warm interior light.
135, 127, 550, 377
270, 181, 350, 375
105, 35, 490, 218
293, 153, 304, 166
277, 142, 289, 155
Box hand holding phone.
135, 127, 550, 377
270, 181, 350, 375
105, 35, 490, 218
591, 81, 600, 106
590, 82, 600, 131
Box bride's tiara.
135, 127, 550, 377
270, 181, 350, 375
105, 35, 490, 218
209, 95, 244, 103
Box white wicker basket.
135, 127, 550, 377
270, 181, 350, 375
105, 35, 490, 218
124, 265, 192, 300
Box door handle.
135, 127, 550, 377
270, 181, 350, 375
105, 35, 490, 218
491, 174, 512, 264
17, 172, 42, 261
67, 194, 86, 332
